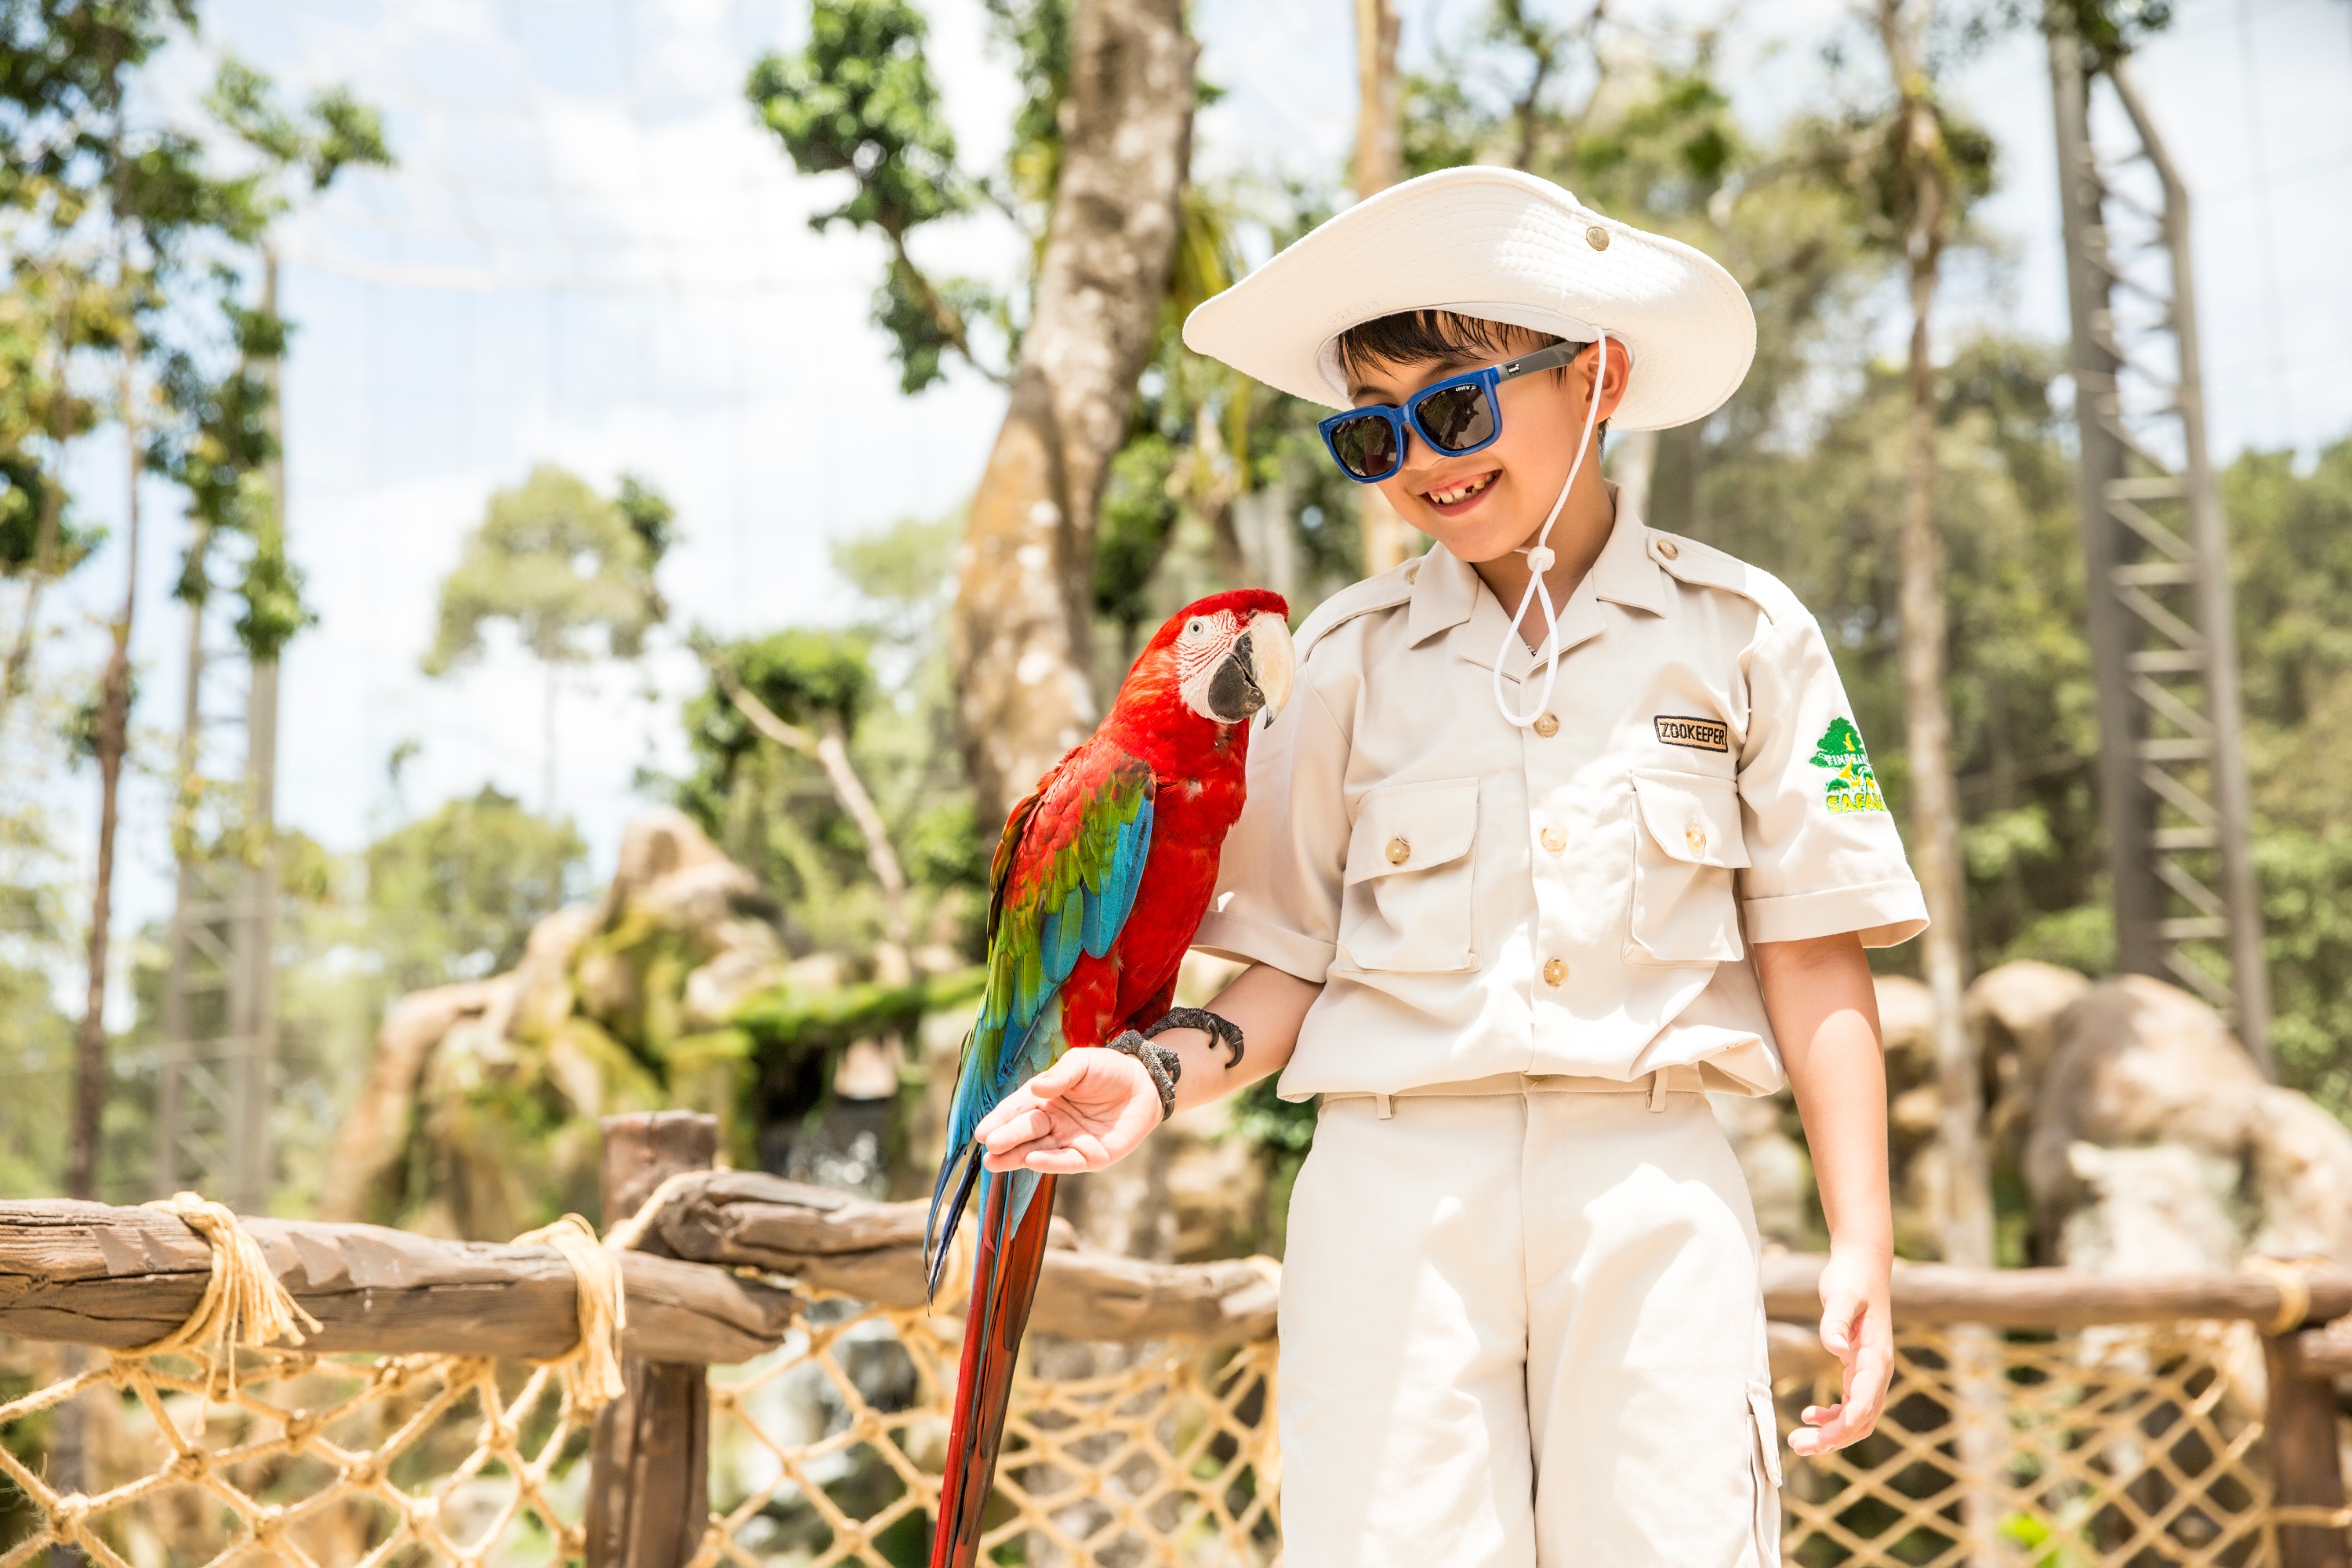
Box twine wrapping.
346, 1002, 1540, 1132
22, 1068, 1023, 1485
128, 1192, 321, 1398
2241, 1254, 2322, 1336
598, 1167, 708, 1254
513, 1213, 627, 1412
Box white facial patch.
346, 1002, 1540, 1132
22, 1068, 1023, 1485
1175, 611, 1242, 717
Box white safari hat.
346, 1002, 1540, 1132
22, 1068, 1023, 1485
1183, 165, 1755, 432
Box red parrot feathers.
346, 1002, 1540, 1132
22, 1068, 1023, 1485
924, 589, 1293, 1568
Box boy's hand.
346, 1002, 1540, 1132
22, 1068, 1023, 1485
975, 1048, 1162, 1174
1791, 1243, 1893, 1455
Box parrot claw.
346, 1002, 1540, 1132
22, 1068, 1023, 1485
1145, 1007, 1246, 1069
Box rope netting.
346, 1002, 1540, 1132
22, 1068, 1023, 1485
0, 1314, 2320, 1566
1777, 1323, 2280, 1567
704, 1302, 1278, 1568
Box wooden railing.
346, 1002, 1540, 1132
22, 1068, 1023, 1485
2, 1113, 2349, 1567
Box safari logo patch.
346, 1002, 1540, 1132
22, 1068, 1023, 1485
1808, 717, 1889, 813
1654, 714, 1730, 752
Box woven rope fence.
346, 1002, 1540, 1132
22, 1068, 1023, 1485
0, 1315, 2316, 1566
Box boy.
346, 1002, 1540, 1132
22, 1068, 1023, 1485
972, 166, 1922, 1568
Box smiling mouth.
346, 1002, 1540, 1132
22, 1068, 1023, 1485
1424, 471, 1497, 507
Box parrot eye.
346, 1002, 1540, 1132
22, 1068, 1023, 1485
1186, 618, 1207, 637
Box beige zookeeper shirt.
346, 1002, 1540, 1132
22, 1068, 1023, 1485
1193, 496, 1929, 1100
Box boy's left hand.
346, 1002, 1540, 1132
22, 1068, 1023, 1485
1791, 1243, 1892, 1456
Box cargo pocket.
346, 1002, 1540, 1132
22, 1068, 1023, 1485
1627, 769, 1750, 964
1336, 778, 1479, 973
1748, 1380, 1784, 1568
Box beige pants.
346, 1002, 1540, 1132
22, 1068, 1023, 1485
1277, 1083, 1782, 1568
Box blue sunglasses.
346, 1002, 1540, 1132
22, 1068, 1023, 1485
1318, 343, 1585, 483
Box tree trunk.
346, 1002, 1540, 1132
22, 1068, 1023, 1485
1877, 7, 2000, 1560
541, 659, 559, 815
67, 383, 141, 1203
1354, 0, 1407, 579
949, 0, 1196, 827
1883, 39, 1990, 1284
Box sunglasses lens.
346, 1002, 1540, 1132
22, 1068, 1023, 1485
1329, 413, 1398, 479
1417, 385, 1497, 452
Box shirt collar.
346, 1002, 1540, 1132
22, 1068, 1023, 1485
1405, 482, 1671, 659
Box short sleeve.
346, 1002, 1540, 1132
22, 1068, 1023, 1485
1736, 613, 1929, 948
1191, 680, 1351, 982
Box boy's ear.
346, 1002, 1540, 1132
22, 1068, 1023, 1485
1591, 339, 1634, 424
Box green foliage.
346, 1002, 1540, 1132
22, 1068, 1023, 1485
1094, 434, 1181, 638
424, 464, 672, 674
361, 786, 588, 991
664, 513, 986, 963
204, 56, 391, 193
2227, 437, 2352, 1115
748, 0, 964, 238
981, 0, 1071, 214
747, 0, 1002, 391
689, 628, 876, 773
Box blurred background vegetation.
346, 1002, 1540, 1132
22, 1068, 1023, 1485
1, 0, 2347, 1272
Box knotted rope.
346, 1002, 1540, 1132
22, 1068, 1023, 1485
128, 1192, 321, 1399
512, 1213, 627, 1412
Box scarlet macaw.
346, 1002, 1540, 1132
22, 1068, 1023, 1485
924, 588, 1294, 1568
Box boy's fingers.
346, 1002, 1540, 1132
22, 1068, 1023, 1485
973, 1091, 1038, 1142
978, 1102, 1051, 1152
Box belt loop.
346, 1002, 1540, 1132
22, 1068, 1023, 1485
1374, 1094, 1395, 1120
1646, 1072, 1668, 1112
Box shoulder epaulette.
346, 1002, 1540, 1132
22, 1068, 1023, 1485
1647, 531, 1809, 627
1292, 557, 1421, 662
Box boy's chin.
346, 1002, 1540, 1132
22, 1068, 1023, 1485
1414, 522, 1540, 566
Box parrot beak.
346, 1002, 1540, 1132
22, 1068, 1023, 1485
1200, 610, 1297, 725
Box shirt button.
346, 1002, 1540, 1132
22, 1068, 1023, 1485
1656, 538, 1681, 560
1685, 825, 1708, 854
1541, 826, 1566, 854
1542, 957, 1569, 988
1386, 836, 1411, 866
1533, 713, 1560, 738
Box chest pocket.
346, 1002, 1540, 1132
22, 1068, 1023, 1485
1337, 778, 1479, 974
1627, 769, 1749, 965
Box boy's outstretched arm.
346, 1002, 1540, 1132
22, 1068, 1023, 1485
1755, 930, 1894, 1457
976, 962, 1322, 1174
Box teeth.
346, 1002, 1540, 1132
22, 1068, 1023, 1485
1429, 473, 1494, 505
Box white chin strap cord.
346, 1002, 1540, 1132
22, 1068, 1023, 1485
1493, 328, 1608, 728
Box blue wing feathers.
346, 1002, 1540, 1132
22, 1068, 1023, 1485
924, 753, 1156, 1292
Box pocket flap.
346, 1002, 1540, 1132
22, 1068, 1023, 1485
1344, 779, 1479, 884
1632, 770, 1751, 869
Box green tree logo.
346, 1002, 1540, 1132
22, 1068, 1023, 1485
1808, 717, 1889, 814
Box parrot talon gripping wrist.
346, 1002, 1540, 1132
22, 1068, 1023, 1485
1144, 1007, 1247, 1069
1104, 1030, 1181, 1121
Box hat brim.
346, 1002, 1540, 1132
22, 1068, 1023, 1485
1183, 166, 1756, 434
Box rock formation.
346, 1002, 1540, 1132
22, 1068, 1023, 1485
324, 811, 801, 1238
1713, 958, 2352, 1279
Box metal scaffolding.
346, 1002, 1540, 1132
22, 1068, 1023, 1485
154, 254, 286, 1212
2047, 31, 2273, 1069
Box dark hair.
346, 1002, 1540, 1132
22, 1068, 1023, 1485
1335, 310, 1566, 378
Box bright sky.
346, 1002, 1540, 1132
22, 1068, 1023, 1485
33, 0, 2352, 1019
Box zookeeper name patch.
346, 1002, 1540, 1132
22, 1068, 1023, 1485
1655, 715, 1730, 752
1809, 717, 1889, 813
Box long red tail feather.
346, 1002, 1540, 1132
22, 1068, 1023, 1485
930, 1172, 1058, 1568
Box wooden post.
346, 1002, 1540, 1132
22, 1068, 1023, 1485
587, 1112, 718, 1568
2264, 1331, 2350, 1568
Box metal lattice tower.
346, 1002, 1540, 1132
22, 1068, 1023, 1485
155, 254, 285, 1211
2047, 31, 2273, 1069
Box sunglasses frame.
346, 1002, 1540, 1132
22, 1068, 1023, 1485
1317, 342, 1586, 484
